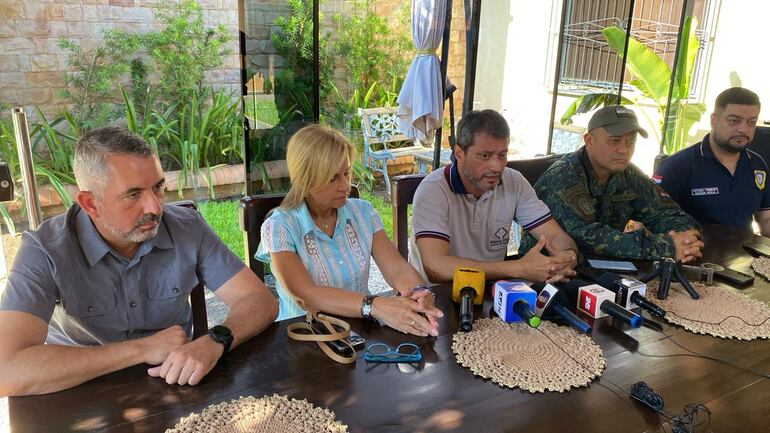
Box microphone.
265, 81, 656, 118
577, 284, 643, 328
493, 281, 540, 328
594, 273, 666, 318
452, 267, 486, 332
535, 284, 591, 333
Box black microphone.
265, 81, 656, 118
594, 273, 666, 318
534, 284, 591, 333
452, 268, 486, 332
559, 279, 643, 328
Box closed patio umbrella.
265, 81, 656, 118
396, 0, 446, 143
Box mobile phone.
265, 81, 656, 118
743, 241, 770, 258
714, 267, 754, 288
587, 259, 638, 273
311, 322, 365, 356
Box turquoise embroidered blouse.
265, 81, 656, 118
256, 198, 384, 320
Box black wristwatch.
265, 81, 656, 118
360, 295, 378, 321
208, 325, 233, 357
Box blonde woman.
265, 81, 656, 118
256, 124, 442, 337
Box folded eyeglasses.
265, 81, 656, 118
364, 343, 422, 363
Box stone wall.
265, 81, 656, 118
0, 0, 240, 118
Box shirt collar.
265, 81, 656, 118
75, 205, 174, 267
297, 200, 350, 236
445, 163, 467, 194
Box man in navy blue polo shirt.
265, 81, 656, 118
655, 87, 770, 234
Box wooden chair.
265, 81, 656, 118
653, 153, 670, 173
238, 187, 360, 280
391, 174, 426, 259
169, 200, 208, 339
359, 107, 430, 194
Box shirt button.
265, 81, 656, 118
172, 288, 180, 294
130, 301, 137, 308
87, 305, 93, 312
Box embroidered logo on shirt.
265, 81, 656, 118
489, 226, 509, 248
755, 170, 767, 190
691, 187, 719, 196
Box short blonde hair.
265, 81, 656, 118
282, 124, 357, 209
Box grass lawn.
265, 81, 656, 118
244, 99, 279, 126
197, 200, 245, 261
197, 190, 398, 264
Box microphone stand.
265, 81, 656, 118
639, 257, 700, 300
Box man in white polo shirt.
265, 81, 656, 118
411, 109, 578, 283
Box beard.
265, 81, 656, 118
712, 133, 750, 154
102, 212, 163, 244
461, 166, 501, 194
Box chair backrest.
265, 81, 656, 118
653, 153, 670, 173
169, 200, 208, 339
239, 186, 359, 279
358, 107, 412, 147
506, 154, 562, 186
391, 174, 426, 259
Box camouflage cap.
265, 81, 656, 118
588, 105, 648, 138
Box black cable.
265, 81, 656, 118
637, 330, 770, 380
538, 326, 716, 432
630, 381, 712, 433
666, 311, 770, 327
535, 327, 633, 408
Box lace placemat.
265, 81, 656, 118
647, 281, 770, 340
452, 319, 606, 393
751, 257, 770, 280
166, 394, 348, 433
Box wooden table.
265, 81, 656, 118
7, 225, 770, 432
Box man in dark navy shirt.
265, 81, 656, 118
655, 87, 770, 235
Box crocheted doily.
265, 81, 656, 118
166, 395, 348, 433
452, 319, 606, 393
751, 257, 770, 280
647, 281, 770, 340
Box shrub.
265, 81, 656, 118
143, 0, 233, 105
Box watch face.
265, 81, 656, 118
209, 325, 233, 343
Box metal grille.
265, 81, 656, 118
559, 0, 713, 98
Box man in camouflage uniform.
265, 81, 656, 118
521, 105, 704, 262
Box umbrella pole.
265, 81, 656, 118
434, 0, 453, 169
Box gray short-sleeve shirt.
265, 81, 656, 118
410, 164, 552, 279
0, 204, 245, 346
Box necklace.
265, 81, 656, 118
313, 211, 336, 232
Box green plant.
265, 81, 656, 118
58, 33, 140, 131
0, 111, 77, 234
324, 81, 378, 131
121, 86, 178, 159
129, 57, 150, 110
144, 0, 233, 104
332, 0, 411, 104
561, 16, 706, 154
163, 87, 243, 198
271, 0, 334, 118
